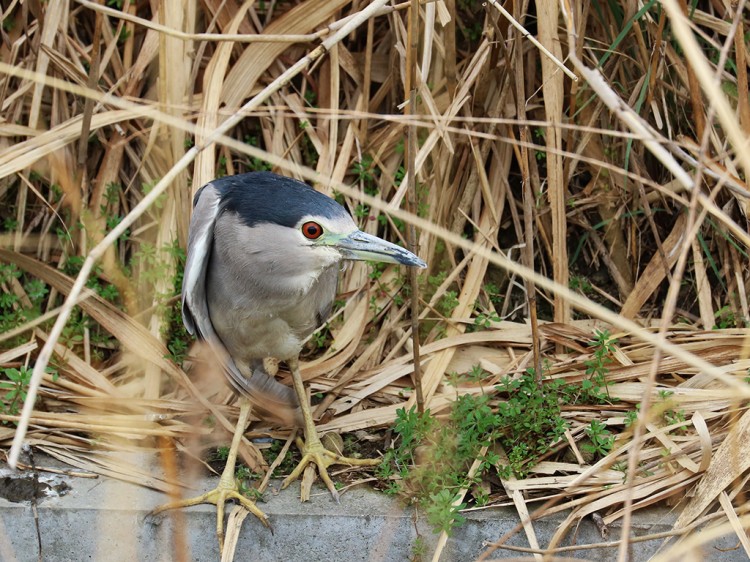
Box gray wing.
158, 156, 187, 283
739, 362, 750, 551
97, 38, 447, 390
182, 183, 220, 339
313, 265, 339, 327
182, 183, 299, 419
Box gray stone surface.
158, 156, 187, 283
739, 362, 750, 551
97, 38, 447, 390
0, 464, 744, 562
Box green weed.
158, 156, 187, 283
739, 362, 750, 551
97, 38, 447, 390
658, 390, 687, 431
377, 392, 502, 534
582, 419, 615, 458
426, 489, 466, 535
436, 291, 459, 317
158, 241, 189, 364
570, 275, 593, 295
379, 326, 624, 527
471, 311, 500, 331
495, 369, 569, 478
410, 535, 427, 562
0, 366, 32, 421
350, 154, 378, 195
244, 134, 273, 172
483, 282, 503, 307
579, 329, 618, 404
235, 465, 263, 500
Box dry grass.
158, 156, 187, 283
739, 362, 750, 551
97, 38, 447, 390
1, 0, 749, 560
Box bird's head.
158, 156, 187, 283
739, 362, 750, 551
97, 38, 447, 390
292, 213, 427, 269
215, 173, 426, 290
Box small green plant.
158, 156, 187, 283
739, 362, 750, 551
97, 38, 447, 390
2, 15, 14, 32
104, 214, 130, 243
377, 214, 405, 232
0, 366, 32, 421
394, 165, 406, 183
658, 390, 687, 430
148, 240, 190, 365
217, 155, 228, 177
624, 407, 639, 428
471, 311, 500, 331
350, 154, 378, 195
117, 26, 131, 44
495, 368, 569, 478
63, 255, 120, 304
410, 535, 427, 561
244, 134, 273, 172
466, 364, 490, 384
214, 446, 230, 461
235, 465, 253, 480
310, 324, 331, 350
368, 295, 382, 316
713, 306, 738, 329
262, 439, 297, 478
368, 261, 387, 281
142, 180, 167, 210
579, 329, 618, 404
416, 182, 430, 218
59, 255, 120, 353
426, 271, 447, 290
483, 282, 503, 307
23, 279, 48, 303
472, 485, 489, 507
436, 290, 459, 317
379, 351, 638, 532
0, 262, 21, 284
426, 489, 466, 535
664, 402, 687, 425
570, 275, 593, 295
377, 406, 434, 485
0, 265, 25, 341
582, 419, 615, 458
378, 395, 502, 534
533, 127, 547, 161
167, 337, 189, 365
235, 465, 262, 500
354, 204, 370, 219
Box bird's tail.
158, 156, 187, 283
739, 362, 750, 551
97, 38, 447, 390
190, 339, 301, 426
227, 358, 302, 427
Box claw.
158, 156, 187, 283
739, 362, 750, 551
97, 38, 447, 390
281, 435, 379, 500
150, 479, 269, 551
284, 357, 380, 502
149, 399, 267, 553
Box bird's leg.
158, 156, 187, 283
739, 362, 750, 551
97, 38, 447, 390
150, 398, 269, 551
281, 357, 380, 501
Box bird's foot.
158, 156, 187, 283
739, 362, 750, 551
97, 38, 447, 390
281, 435, 379, 501
150, 472, 269, 551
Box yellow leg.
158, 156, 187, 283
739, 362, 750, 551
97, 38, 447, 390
150, 398, 269, 551
280, 357, 380, 501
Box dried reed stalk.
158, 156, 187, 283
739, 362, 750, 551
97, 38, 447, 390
1, 1, 749, 560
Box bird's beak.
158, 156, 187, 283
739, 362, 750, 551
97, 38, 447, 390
333, 230, 427, 268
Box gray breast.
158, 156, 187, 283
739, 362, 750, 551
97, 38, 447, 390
205, 213, 340, 362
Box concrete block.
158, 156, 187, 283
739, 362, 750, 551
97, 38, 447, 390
0, 466, 744, 561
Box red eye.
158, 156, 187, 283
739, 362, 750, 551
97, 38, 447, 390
301, 221, 323, 239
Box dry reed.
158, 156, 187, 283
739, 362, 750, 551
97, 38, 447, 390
1, 1, 749, 560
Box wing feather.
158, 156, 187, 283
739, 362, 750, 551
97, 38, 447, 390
182, 184, 218, 338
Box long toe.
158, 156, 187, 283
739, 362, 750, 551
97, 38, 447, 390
281, 438, 380, 500
150, 479, 269, 552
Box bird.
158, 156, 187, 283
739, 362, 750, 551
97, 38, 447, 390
151, 171, 426, 548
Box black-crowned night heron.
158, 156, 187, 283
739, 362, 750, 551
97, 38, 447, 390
152, 172, 425, 546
